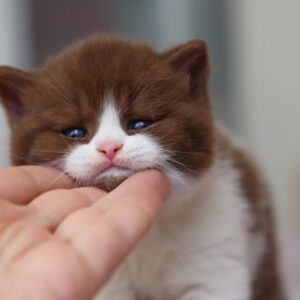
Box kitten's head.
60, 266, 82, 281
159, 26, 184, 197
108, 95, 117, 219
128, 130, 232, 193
0, 36, 215, 191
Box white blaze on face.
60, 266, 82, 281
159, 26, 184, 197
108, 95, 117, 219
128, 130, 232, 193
91, 96, 126, 148
63, 92, 167, 186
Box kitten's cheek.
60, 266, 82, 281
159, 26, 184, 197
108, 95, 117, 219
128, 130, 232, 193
63, 146, 107, 179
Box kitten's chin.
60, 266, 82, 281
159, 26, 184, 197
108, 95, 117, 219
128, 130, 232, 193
91, 167, 135, 192
95, 175, 129, 192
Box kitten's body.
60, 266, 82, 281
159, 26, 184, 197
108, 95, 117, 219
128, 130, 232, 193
0, 36, 284, 299
97, 128, 282, 300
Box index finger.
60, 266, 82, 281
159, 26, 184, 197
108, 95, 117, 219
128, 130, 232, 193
56, 170, 170, 290
0, 166, 75, 205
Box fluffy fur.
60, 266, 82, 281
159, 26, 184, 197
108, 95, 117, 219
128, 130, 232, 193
0, 36, 284, 299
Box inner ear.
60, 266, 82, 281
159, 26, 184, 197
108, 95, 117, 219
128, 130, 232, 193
0, 66, 34, 121
161, 40, 209, 97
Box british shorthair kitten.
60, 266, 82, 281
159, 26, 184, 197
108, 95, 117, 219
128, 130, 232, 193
0, 36, 284, 300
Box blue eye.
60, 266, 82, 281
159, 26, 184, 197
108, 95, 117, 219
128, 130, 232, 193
62, 128, 87, 139
128, 119, 153, 130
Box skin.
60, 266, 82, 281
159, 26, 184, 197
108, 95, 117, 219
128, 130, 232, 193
0, 166, 170, 300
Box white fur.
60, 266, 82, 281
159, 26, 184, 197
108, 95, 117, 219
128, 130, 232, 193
95, 156, 259, 300
63, 92, 265, 300
63, 93, 168, 185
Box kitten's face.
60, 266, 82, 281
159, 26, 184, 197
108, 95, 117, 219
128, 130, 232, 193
0, 37, 214, 191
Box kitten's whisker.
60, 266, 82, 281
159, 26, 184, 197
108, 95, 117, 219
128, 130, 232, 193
59, 135, 73, 148
167, 149, 212, 156
75, 177, 81, 187
163, 154, 199, 175
43, 172, 69, 191
25, 161, 43, 167
28, 149, 69, 155
10, 154, 31, 161
155, 126, 176, 141
173, 150, 210, 155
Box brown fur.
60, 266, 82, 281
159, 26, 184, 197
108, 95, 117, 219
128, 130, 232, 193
217, 130, 285, 299
0, 36, 283, 299
0, 37, 214, 181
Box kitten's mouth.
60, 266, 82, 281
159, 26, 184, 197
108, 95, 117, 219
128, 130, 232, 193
101, 164, 129, 173
98, 161, 134, 175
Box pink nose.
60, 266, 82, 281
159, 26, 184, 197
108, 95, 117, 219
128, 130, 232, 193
97, 142, 123, 160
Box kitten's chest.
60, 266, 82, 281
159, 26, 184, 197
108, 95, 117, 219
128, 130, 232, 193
123, 178, 250, 299
125, 220, 189, 299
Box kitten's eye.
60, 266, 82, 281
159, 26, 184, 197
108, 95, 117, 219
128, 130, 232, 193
128, 119, 153, 130
62, 128, 87, 139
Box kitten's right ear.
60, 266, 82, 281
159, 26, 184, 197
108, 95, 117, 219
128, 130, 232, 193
161, 40, 210, 99
0, 66, 34, 125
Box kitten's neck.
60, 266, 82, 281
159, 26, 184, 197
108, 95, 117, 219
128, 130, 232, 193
160, 158, 218, 218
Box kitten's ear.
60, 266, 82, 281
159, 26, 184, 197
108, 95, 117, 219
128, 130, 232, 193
0, 66, 34, 124
162, 40, 209, 98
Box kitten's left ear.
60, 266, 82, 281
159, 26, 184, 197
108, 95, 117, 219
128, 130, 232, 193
161, 40, 209, 98
0, 66, 34, 125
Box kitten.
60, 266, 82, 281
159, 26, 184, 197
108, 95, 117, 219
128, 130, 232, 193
0, 36, 284, 300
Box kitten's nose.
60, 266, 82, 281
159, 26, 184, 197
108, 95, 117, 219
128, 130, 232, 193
97, 142, 123, 160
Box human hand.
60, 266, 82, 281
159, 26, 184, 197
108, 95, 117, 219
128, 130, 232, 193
0, 166, 169, 300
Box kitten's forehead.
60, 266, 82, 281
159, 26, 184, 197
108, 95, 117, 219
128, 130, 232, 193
44, 38, 170, 109
47, 37, 160, 83
41, 37, 193, 119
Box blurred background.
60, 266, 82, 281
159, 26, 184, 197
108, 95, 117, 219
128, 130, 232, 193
0, 0, 299, 298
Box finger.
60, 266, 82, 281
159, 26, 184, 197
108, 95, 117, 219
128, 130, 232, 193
0, 198, 25, 229
56, 170, 170, 288
0, 166, 75, 205
93, 169, 170, 210
27, 187, 107, 230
